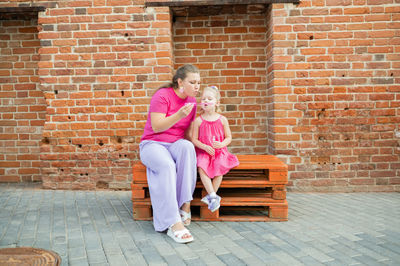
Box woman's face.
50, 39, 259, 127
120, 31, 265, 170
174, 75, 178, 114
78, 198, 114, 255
179, 72, 200, 97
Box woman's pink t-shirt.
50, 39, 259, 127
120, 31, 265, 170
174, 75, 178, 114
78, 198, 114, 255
141, 87, 197, 143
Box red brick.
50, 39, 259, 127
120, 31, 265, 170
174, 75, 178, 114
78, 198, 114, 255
224, 27, 248, 34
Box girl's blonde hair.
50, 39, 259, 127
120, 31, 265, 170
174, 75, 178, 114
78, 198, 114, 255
202, 86, 222, 113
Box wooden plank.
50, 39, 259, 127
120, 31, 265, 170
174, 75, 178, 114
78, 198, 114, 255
132, 195, 287, 206
133, 155, 287, 173
132, 189, 145, 199
132, 154, 288, 183
202, 215, 287, 222
132, 206, 152, 220
133, 176, 287, 187
269, 170, 288, 182
234, 155, 287, 170
132, 203, 288, 221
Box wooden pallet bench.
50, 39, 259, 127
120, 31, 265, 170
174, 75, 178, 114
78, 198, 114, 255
131, 154, 288, 222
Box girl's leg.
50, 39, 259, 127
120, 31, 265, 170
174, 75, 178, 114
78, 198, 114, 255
212, 175, 223, 193
139, 141, 182, 232
199, 168, 221, 212
198, 167, 214, 195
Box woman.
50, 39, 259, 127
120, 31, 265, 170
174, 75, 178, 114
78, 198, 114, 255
139, 64, 200, 243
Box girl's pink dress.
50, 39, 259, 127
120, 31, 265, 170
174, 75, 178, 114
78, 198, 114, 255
196, 115, 239, 178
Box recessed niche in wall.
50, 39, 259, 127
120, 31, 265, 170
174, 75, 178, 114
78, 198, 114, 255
172, 4, 270, 154
0, 7, 46, 182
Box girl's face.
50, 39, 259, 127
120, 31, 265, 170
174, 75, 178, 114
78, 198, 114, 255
178, 72, 200, 98
200, 89, 218, 111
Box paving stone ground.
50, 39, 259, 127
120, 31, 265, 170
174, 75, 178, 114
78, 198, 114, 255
0, 183, 399, 266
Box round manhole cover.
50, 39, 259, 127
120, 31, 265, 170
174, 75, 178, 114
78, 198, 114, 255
0, 247, 61, 266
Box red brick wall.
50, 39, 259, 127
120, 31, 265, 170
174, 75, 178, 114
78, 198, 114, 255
0, 0, 399, 192
271, 1, 400, 191
0, 17, 45, 182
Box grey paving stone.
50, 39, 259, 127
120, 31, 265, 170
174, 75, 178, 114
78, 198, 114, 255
105, 254, 128, 266
255, 240, 282, 254
68, 258, 89, 266
84, 236, 103, 251
53, 236, 67, 245
136, 239, 166, 264
124, 248, 148, 265
325, 250, 361, 265
223, 243, 259, 261
17, 237, 35, 247
210, 222, 244, 241
270, 250, 304, 265
68, 236, 85, 248
328, 242, 361, 258
235, 238, 272, 261
163, 254, 187, 266
240, 255, 269, 266
217, 253, 246, 265
52, 243, 67, 257
68, 246, 87, 259
301, 244, 336, 263
0, 237, 17, 246
298, 255, 325, 266
174, 243, 199, 260
193, 250, 225, 266
353, 254, 384, 266
183, 235, 208, 253
102, 243, 123, 255
378, 242, 400, 262
151, 238, 177, 257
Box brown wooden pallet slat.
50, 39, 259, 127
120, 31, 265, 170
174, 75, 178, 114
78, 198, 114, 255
132, 178, 286, 187
132, 201, 288, 221
133, 195, 286, 206
133, 172, 287, 186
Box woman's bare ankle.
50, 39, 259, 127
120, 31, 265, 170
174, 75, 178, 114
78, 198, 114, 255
172, 221, 185, 231
181, 202, 191, 213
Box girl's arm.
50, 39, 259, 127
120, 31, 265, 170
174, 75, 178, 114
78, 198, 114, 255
212, 116, 232, 149
150, 104, 194, 133
191, 117, 215, 156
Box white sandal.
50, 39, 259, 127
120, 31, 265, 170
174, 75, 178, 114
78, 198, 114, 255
179, 209, 191, 226
167, 226, 194, 244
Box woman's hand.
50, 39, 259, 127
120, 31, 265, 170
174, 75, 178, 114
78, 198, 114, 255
178, 103, 195, 118
151, 103, 195, 133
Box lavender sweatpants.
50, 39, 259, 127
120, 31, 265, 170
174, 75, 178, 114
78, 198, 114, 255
139, 139, 197, 232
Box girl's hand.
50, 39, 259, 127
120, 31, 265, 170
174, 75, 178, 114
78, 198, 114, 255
178, 103, 195, 118
212, 141, 224, 149
204, 145, 215, 156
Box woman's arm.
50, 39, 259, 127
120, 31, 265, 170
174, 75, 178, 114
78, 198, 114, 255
150, 104, 194, 133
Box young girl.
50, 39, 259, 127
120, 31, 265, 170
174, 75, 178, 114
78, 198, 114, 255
192, 86, 239, 212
